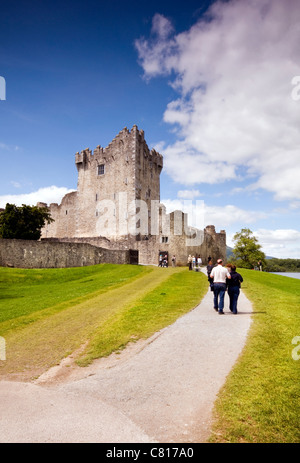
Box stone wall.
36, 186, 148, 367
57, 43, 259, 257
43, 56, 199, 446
42, 222, 227, 267
0, 239, 131, 269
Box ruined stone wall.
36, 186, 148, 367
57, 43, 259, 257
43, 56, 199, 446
40, 208, 226, 267
203, 226, 227, 262
0, 239, 131, 269
148, 211, 226, 266
42, 236, 160, 266
41, 223, 226, 268
155, 229, 226, 266
39, 191, 78, 239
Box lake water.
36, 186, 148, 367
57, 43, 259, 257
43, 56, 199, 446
271, 272, 300, 280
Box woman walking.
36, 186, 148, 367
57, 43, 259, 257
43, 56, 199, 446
207, 259, 214, 291
227, 265, 243, 314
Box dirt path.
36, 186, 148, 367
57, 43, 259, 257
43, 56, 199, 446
0, 283, 252, 443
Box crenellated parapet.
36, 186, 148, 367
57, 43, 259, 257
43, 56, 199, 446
75, 125, 163, 173
75, 148, 92, 170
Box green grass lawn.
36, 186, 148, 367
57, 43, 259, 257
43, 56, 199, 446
0, 264, 207, 380
0, 264, 147, 326
210, 270, 300, 443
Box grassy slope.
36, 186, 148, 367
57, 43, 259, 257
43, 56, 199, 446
0, 264, 207, 380
77, 268, 208, 366
210, 270, 300, 443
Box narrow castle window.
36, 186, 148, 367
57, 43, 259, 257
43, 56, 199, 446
98, 164, 105, 175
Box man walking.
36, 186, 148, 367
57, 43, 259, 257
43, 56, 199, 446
210, 259, 231, 314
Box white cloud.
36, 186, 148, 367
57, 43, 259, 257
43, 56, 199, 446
136, 0, 300, 200
177, 189, 203, 199
161, 141, 236, 184
0, 186, 75, 208
151, 13, 174, 40
10, 181, 22, 189
289, 201, 300, 210
255, 228, 300, 243
161, 198, 267, 230
254, 228, 300, 258
0, 143, 20, 152
135, 13, 176, 77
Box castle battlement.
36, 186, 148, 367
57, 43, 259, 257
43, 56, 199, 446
75, 125, 163, 172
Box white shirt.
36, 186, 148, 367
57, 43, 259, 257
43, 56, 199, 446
210, 265, 231, 283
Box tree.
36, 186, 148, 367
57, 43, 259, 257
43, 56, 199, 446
0, 203, 54, 240
232, 228, 266, 269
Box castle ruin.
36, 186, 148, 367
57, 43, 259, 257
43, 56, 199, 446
39, 125, 226, 266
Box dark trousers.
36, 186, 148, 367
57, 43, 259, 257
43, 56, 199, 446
228, 286, 240, 314
213, 283, 226, 313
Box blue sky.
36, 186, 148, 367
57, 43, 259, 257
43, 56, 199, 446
1, 0, 300, 258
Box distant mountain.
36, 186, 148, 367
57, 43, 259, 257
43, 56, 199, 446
226, 246, 234, 259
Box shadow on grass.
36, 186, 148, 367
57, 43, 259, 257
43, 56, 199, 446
238, 311, 267, 315
0, 294, 23, 300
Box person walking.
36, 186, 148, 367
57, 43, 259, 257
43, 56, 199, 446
210, 259, 231, 314
227, 265, 243, 314
163, 254, 168, 267
188, 254, 192, 271
171, 255, 176, 267
258, 260, 262, 271
207, 259, 214, 291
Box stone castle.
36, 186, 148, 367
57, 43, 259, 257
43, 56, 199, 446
39, 125, 226, 265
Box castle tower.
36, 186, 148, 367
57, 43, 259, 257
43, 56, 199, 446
43, 125, 163, 240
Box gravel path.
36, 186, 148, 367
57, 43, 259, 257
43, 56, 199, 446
0, 280, 252, 443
